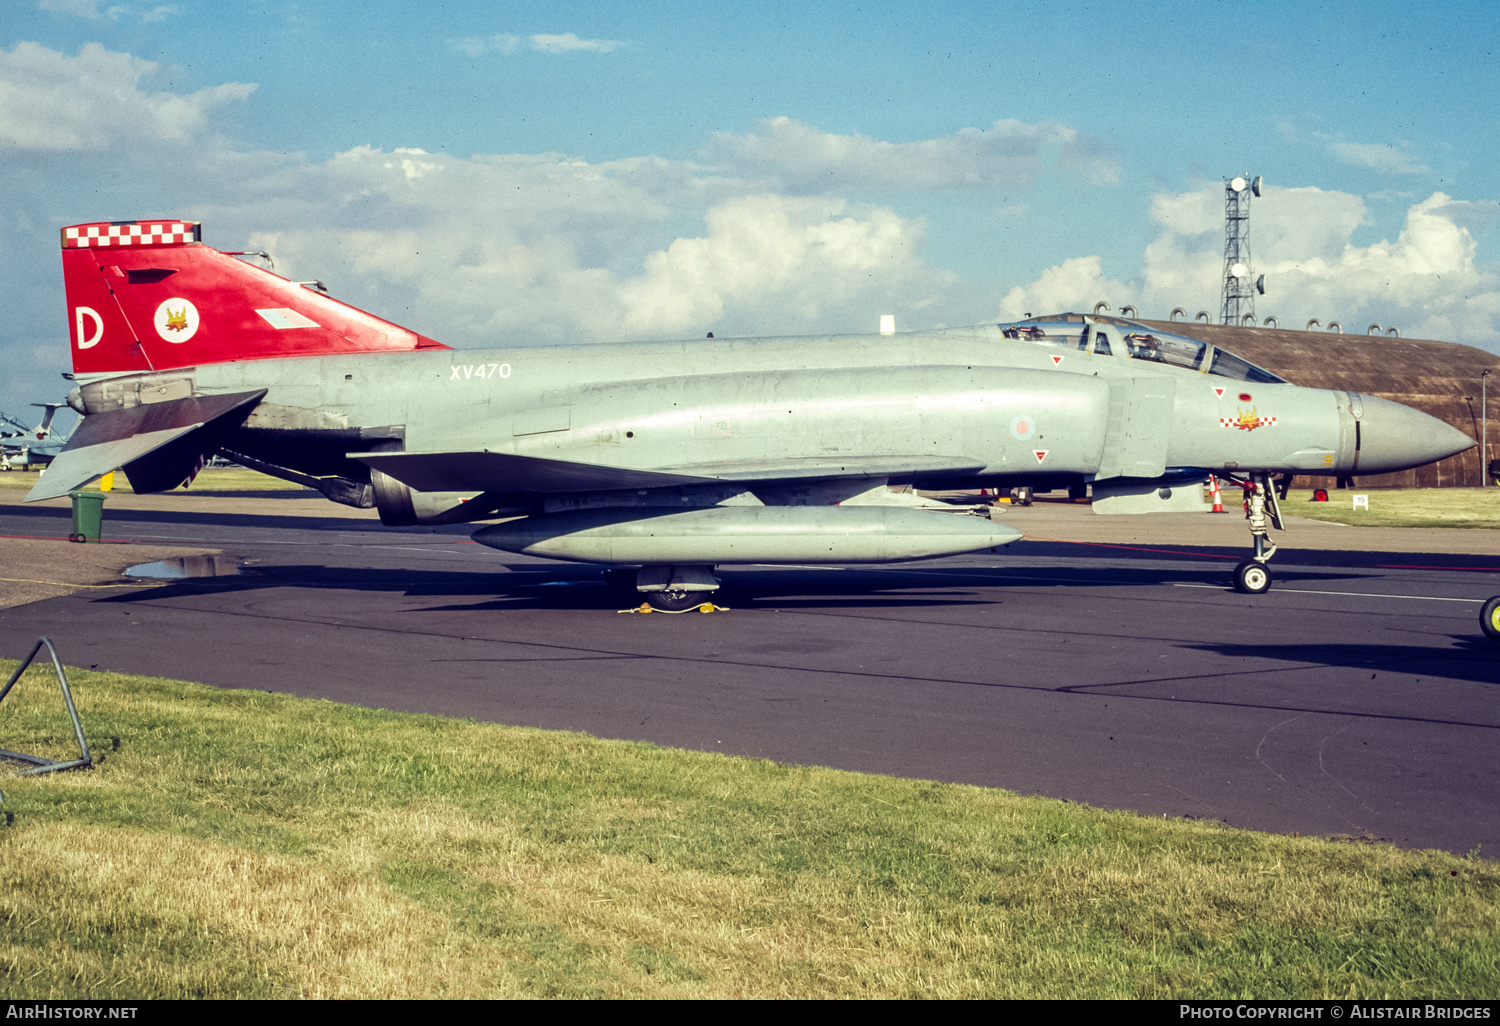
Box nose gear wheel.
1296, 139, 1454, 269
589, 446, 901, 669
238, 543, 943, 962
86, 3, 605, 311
1233, 560, 1272, 595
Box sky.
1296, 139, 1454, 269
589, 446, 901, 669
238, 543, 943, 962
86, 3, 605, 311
2, 0, 1498, 419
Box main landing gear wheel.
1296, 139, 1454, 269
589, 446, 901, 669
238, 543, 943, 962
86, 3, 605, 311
644, 589, 706, 612
1233, 560, 1272, 595
1481, 596, 1500, 641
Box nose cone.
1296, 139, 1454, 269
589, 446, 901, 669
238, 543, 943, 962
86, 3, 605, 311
1355, 394, 1475, 474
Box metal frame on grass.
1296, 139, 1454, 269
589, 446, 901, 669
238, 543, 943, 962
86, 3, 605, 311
0, 637, 92, 775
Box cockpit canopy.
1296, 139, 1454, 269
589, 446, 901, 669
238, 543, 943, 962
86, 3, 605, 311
998, 316, 1285, 383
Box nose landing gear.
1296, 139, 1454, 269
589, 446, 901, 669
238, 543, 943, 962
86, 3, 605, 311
1226, 472, 1284, 594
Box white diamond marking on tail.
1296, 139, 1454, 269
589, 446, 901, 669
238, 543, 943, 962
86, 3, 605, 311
256, 308, 321, 329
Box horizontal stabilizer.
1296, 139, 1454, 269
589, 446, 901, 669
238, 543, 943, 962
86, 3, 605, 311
25, 390, 266, 501
351, 450, 988, 495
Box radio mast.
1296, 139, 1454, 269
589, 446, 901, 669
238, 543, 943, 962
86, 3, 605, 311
1221, 175, 1264, 326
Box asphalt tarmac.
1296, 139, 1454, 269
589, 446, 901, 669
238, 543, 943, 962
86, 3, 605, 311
3, 486, 1498, 856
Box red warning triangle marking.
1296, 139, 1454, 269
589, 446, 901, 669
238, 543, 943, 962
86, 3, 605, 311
1213, 387, 1226, 398
1050, 354, 1064, 365
1033, 450, 1049, 463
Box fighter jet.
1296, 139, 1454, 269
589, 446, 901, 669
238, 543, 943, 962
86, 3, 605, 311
1, 403, 70, 471
29, 219, 1473, 606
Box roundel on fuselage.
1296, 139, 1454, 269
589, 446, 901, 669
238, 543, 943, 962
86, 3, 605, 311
154, 298, 200, 343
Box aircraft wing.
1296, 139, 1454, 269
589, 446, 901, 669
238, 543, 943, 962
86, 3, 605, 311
352, 451, 716, 493
350, 450, 985, 495
25, 390, 266, 501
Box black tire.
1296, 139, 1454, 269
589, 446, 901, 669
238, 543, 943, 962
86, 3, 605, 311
1481, 597, 1500, 641
1233, 560, 1272, 595
644, 589, 708, 612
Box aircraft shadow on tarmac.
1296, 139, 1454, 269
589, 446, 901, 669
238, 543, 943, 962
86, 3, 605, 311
10, 503, 1500, 575
0, 502, 449, 537
97, 565, 999, 611
1177, 640, 1500, 690
90, 560, 1392, 613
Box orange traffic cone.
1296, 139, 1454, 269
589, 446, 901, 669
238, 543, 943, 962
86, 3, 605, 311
1209, 474, 1225, 513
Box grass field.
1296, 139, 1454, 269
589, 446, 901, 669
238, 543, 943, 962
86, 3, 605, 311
0, 466, 311, 494
1, 661, 1496, 999
1291, 488, 1500, 529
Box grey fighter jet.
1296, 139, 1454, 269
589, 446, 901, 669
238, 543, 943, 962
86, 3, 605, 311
31, 219, 1473, 607
1, 403, 71, 471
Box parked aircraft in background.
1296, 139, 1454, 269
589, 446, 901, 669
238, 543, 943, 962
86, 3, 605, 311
1, 403, 70, 471
30, 219, 1473, 606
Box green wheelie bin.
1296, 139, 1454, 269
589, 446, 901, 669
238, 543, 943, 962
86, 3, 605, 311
68, 490, 106, 543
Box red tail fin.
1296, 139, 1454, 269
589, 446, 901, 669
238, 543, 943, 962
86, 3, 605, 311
62, 219, 448, 374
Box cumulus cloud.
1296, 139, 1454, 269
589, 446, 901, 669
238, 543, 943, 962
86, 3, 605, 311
241, 150, 940, 342
997, 184, 1500, 344
1256, 192, 1500, 340
452, 33, 623, 57
1160, 186, 1500, 341
0, 56, 934, 347
710, 116, 1119, 192
1254, 186, 1370, 263
0, 42, 253, 151
1147, 188, 1219, 237
1129, 184, 1372, 309
997, 256, 1131, 321
1427, 197, 1500, 238
617, 196, 931, 334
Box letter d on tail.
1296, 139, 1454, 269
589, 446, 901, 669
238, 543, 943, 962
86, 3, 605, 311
75, 306, 103, 349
